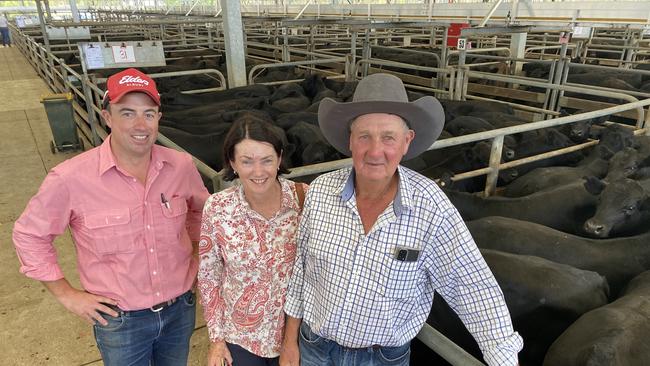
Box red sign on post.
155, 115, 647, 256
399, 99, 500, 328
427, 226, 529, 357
447, 23, 470, 47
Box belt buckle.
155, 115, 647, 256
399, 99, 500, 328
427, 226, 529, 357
150, 303, 165, 312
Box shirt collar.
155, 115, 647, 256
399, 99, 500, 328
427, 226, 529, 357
337, 166, 413, 216
98, 135, 171, 176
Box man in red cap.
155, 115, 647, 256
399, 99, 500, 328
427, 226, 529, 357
13, 68, 210, 365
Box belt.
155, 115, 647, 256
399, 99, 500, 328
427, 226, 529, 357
106, 291, 190, 314
150, 295, 180, 312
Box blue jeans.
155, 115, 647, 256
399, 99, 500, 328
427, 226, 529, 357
93, 291, 196, 366
299, 322, 411, 366
0, 27, 9, 46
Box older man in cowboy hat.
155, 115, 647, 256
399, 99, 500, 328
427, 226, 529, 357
280, 73, 522, 366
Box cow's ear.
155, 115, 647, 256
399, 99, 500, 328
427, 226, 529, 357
584, 176, 607, 195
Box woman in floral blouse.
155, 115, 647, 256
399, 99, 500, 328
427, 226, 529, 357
198, 116, 307, 366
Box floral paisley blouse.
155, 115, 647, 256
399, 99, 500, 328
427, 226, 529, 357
197, 178, 307, 357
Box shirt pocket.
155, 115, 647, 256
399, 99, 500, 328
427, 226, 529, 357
84, 209, 136, 255
381, 254, 422, 300
160, 196, 188, 240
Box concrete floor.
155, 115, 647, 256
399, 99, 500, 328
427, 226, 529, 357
0, 46, 210, 365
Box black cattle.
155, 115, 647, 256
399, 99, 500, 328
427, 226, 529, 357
502, 157, 609, 198
543, 271, 650, 366
512, 128, 580, 176
445, 180, 597, 234
582, 177, 650, 238
286, 121, 341, 166
159, 117, 231, 136
301, 74, 337, 104
161, 84, 273, 108
221, 109, 274, 125
467, 216, 650, 297
268, 83, 311, 113
164, 97, 267, 122
439, 99, 514, 122
557, 111, 609, 143
158, 125, 227, 170
275, 112, 318, 129
485, 249, 609, 366
443, 116, 517, 159
414, 249, 609, 366
419, 141, 518, 192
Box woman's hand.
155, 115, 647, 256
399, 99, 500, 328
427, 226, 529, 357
208, 339, 233, 366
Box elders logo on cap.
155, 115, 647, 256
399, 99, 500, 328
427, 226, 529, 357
119, 75, 150, 86
104, 68, 160, 106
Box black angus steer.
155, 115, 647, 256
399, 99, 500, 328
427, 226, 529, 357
467, 216, 650, 297
543, 271, 650, 366
411, 249, 609, 366
444, 179, 597, 234
582, 176, 650, 238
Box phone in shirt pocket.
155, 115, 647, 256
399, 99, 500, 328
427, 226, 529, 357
381, 245, 423, 299
84, 208, 137, 255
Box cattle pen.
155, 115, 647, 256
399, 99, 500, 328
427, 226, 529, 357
3, 1, 650, 365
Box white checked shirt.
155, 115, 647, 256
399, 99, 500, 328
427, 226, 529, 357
284, 166, 523, 366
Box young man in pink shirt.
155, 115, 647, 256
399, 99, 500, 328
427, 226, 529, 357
13, 68, 210, 365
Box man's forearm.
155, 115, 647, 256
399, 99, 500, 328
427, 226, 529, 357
283, 315, 301, 344
42, 278, 76, 300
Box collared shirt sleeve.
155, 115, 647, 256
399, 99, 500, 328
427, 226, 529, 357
182, 154, 210, 242
13, 170, 71, 281
431, 207, 523, 366
197, 194, 226, 342
283, 186, 311, 319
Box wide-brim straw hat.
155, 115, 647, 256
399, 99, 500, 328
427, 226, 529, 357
318, 73, 444, 161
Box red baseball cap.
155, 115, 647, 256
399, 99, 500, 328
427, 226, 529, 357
104, 68, 160, 106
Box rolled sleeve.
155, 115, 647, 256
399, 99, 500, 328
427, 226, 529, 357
183, 154, 210, 242
483, 332, 524, 366
13, 171, 71, 281
434, 208, 522, 365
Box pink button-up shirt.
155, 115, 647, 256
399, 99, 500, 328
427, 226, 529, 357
13, 136, 209, 310
198, 178, 307, 357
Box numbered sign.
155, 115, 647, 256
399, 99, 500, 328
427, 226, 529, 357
112, 45, 136, 63
457, 37, 467, 50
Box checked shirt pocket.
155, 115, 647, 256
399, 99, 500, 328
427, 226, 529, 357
381, 255, 422, 299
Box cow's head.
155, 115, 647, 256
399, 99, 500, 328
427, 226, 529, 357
583, 176, 650, 238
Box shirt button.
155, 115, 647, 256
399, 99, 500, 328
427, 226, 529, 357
156, 292, 160, 296
132, 178, 136, 182
147, 225, 151, 229
150, 248, 154, 253
153, 271, 157, 275
144, 202, 148, 206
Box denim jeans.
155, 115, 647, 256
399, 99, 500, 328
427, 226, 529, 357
227, 342, 279, 366
299, 322, 411, 366
93, 291, 196, 366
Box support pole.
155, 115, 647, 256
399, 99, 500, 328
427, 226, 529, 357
509, 32, 526, 76
294, 0, 314, 20
69, 0, 81, 22
478, 0, 504, 28
222, 0, 247, 87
